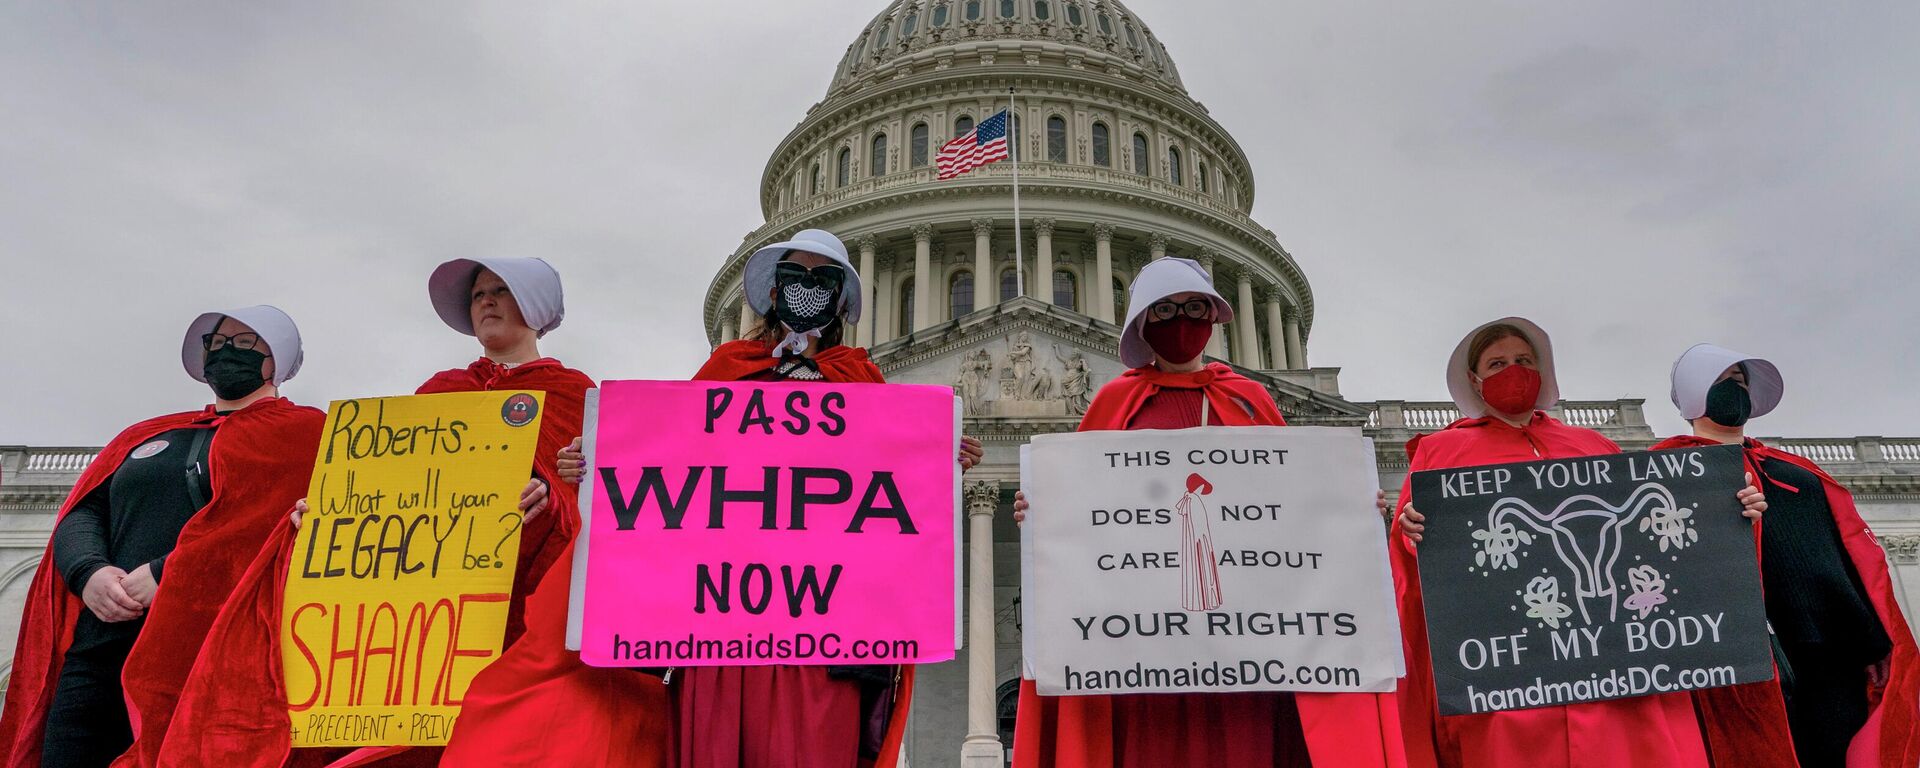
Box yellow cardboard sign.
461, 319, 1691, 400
282, 390, 544, 747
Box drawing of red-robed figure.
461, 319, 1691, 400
1177, 472, 1224, 611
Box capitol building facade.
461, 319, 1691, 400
3, 1, 1919, 766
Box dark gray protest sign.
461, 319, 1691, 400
1410, 444, 1772, 715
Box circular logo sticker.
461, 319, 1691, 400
501, 393, 539, 427
130, 440, 170, 459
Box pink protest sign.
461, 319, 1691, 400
570, 379, 959, 667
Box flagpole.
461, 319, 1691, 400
1010, 87, 1024, 300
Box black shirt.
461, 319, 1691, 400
52, 425, 217, 653
1757, 451, 1891, 662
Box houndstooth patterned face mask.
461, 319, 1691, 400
773, 261, 844, 334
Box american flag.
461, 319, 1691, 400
936, 109, 1010, 180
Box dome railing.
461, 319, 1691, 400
759, 161, 1251, 243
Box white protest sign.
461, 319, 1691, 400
1021, 426, 1401, 695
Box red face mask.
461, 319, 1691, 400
1142, 316, 1212, 365
1477, 364, 1542, 415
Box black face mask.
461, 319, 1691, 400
773, 263, 844, 334
203, 346, 269, 400
1703, 377, 1752, 428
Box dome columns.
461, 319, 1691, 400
1284, 307, 1306, 370
1232, 261, 1261, 366
853, 233, 879, 345
1030, 218, 1056, 302
1091, 223, 1116, 323
914, 223, 937, 332
970, 219, 994, 311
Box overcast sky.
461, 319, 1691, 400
3, 1, 1915, 446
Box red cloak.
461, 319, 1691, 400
1655, 435, 1920, 768
1012, 363, 1409, 768
415, 356, 594, 646
0, 397, 324, 768
131, 358, 592, 768
1388, 414, 1710, 768
440, 339, 913, 768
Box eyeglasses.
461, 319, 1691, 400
1146, 298, 1212, 322
203, 332, 269, 354
775, 261, 847, 290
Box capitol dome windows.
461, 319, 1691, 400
1198, 160, 1210, 193
1046, 116, 1067, 163
965, 0, 982, 22
871, 134, 889, 176
950, 271, 975, 318
875, 22, 890, 48
1034, 1, 1051, 22
1000, 0, 1016, 18
1065, 2, 1083, 26
1123, 22, 1139, 50
955, 114, 974, 140
1097, 12, 1113, 36
932, 3, 950, 27
910, 123, 930, 167
1091, 121, 1111, 166
1053, 270, 1078, 311
837, 148, 852, 187
1131, 132, 1149, 175
1000, 267, 1019, 302
902, 11, 918, 37
1167, 147, 1183, 185
810, 162, 822, 195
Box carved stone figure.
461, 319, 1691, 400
1006, 332, 1036, 399
958, 348, 994, 415
1058, 345, 1092, 414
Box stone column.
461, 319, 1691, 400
1032, 218, 1055, 304
1197, 252, 1226, 360
914, 223, 935, 333
737, 294, 755, 338
1149, 232, 1168, 261
1264, 289, 1288, 369
972, 218, 995, 309
1284, 308, 1306, 369
1092, 223, 1116, 323
854, 233, 878, 345
960, 480, 1005, 766
1235, 271, 1260, 366
719, 318, 736, 343
875, 252, 897, 343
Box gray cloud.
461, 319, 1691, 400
2, 0, 1914, 445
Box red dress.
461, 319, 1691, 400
1013, 363, 1406, 768
1389, 413, 1709, 768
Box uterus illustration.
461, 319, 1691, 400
1476, 483, 1688, 626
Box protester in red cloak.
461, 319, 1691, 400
1008, 257, 1406, 768
140, 259, 591, 768
0, 306, 324, 768
441, 229, 982, 767
1392, 319, 1767, 768
1655, 344, 1920, 768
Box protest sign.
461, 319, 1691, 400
1410, 444, 1772, 715
1021, 426, 1402, 696
568, 380, 959, 667
282, 391, 543, 747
